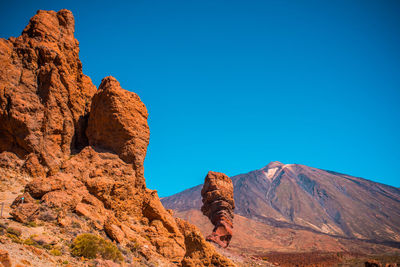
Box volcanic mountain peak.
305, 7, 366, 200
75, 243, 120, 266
260, 161, 286, 180
264, 161, 284, 169
256, 161, 301, 182
163, 161, 400, 245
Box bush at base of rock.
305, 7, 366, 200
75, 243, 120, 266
49, 248, 62, 256
6, 227, 22, 237
70, 233, 123, 262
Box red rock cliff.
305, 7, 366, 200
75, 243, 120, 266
1, 9, 234, 266
0, 10, 96, 175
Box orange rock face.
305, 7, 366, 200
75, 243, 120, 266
0, 249, 12, 267
2, 9, 233, 266
0, 10, 96, 175
86, 76, 150, 182
201, 171, 235, 248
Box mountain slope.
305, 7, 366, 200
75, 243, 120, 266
162, 161, 400, 244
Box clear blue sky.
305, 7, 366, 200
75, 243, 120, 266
1, 1, 399, 196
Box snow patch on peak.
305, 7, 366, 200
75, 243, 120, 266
264, 167, 279, 180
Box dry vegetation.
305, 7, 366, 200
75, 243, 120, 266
70, 233, 123, 262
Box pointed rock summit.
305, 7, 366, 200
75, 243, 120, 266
262, 161, 285, 180
22, 9, 76, 42
0, 9, 96, 176
264, 161, 284, 169
87, 76, 150, 182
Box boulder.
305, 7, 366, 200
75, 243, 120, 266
86, 76, 150, 183
176, 218, 234, 267
0, 249, 11, 267
10, 203, 39, 224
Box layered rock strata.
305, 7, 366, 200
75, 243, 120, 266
201, 171, 235, 248
1, 9, 233, 266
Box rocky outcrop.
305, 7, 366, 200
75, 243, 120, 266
0, 9, 96, 175
11, 146, 187, 263
0, 249, 12, 267
176, 218, 234, 267
2, 9, 233, 266
86, 76, 150, 183
201, 171, 235, 248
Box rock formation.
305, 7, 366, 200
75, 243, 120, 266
86, 76, 150, 181
1, 9, 233, 266
0, 10, 96, 176
201, 171, 235, 248
0, 249, 12, 267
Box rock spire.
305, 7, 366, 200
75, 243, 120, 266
201, 171, 235, 248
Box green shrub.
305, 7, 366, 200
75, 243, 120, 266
50, 248, 62, 256
70, 233, 123, 262
6, 227, 22, 237
7, 233, 22, 244
23, 236, 47, 249
25, 221, 37, 227
23, 237, 37, 246
70, 221, 81, 228
43, 244, 53, 250
130, 240, 140, 251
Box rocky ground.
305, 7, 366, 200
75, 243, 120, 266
0, 165, 276, 267
0, 166, 87, 267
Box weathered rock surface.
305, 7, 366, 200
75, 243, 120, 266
0, 9, 96, 175
0, 249, 12, 267
86, 76, 150, 181
201, 171, 235, 248
364, 260, 382, 267
1, 9, 233, 266
176, 218, 234, 267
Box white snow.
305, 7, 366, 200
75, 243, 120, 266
264, 167, 279, 180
